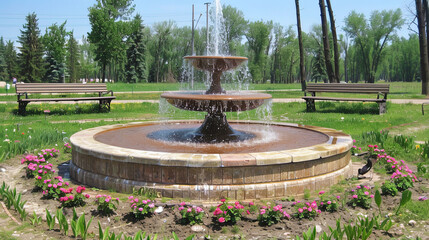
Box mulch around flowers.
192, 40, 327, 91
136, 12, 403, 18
0, 156, 428, 240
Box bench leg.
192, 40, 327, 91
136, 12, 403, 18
378, 102, 387, 115
306, 99, 316, 112
18, 101, 28, 115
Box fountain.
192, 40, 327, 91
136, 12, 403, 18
70, 0, 353, 200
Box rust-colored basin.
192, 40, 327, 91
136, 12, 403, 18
161, 91, 272, 113
184, 55, 248, 72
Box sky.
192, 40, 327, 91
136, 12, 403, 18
0, 0, 417, 44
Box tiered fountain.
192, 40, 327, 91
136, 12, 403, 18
70, 0, 353, 200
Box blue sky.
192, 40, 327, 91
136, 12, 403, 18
0, 0, 415, 43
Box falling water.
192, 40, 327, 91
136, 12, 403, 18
208, 0, 228, 56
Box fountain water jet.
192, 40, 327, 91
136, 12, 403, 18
70, 0, 353, 200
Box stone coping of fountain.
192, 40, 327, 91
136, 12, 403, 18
70, 121, 352, 168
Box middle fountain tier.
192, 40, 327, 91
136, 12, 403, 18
159, 55, 272, 144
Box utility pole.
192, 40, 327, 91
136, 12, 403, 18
204, 2, 210, 55
191, 4, 195, 55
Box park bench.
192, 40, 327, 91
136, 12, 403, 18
302, 83, 390, 115
15, 83, 115, 115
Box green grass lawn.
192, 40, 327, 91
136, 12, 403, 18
1, 100, 427, 162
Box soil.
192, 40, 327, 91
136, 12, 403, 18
0, 155, 428, 240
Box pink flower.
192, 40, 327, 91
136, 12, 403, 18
336, 196, 341, 199
298, 208, 303, 213
249, 202, 254, 206
142, 200, 147, 204
227, 205, 233, 210
352, 195, 358, 199
370, 195, 374, 198
148, 203, 155, 208
219, 217, 225, 223
48, 184, 52, 188
260, 209, 266, 215
364, 191, 369, 195
69, 195, 74, 200
105, 198, 110, 202
220, 199, 226, 203
327, 201, 331, 205
246, 210, 250, 215
139, 208, 143, 211
85, 194, 90, 198
356, 185, 361, 189
319, 191, 325, 195
187, 208, 192, 213
180, 201, 186, 206
178, 206, 184, 211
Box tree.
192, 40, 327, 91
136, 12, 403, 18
246, 21, 272, 83
148, 21, 174, 83
318, 0, 336, 83
67, 32, 80, 83
88, 0, 135, 82
222, 5, 247, 55
43, 21, 69, 82
4, 41, 18, 81
295, 0, 306, 90
125, 14, 147, 83
17, 12, 45, 82
344, 9, 404, 83
416, 0, 429, 95
326, 0, 340, 82
0, 37, 7, 81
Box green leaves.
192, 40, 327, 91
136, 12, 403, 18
396, 189, 412, 215
374, 189, 382, 215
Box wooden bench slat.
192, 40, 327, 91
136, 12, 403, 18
15, 83, 115, 114
302, 83, 390, 114
302, 96, 385, 102
20, 96, 116, 102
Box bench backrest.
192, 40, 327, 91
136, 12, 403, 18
305, 83, 390, 94
16, 83, 109, 94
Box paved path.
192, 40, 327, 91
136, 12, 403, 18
0, 98, 427, 105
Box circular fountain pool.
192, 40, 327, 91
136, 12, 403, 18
70, 121, 353, 200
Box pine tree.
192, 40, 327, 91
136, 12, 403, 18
125, 14, 147, 83
0, 37, 8, 81
43, 21, 68, 83
4, 41, 18, 81
17, 13, 45, 82
67, 32, 80, 83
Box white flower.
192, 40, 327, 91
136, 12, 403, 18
341, 117, 344, 120
3, 139, 10, 142
13, 129, 16, 132
4, 129, 7, 131
29, 136, 32, 139
62, 131, 66, 134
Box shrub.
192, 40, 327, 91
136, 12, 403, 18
95, 195, 119, 215
42, 176, 67, 199
128, 196, 155, 219
292, 201, 320, 219
178, 202, 204, 225
212, 199, 245, 224
381, 181, 399, 196
318, 191, 340, 212
391, 165, 417, 191
348, 185, 374, 209
257, 204, 290, 226
59, 186, 89, 208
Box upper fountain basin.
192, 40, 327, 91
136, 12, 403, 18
184, 56, 248, 72
161, 91, 272, 113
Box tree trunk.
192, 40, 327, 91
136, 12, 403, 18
326, 0, 340, 83
295, 0, 306, 91
423, 0, 429, 94
102, 63, 106, 83
319, 0, 335, 83
417, 0, 429, 95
